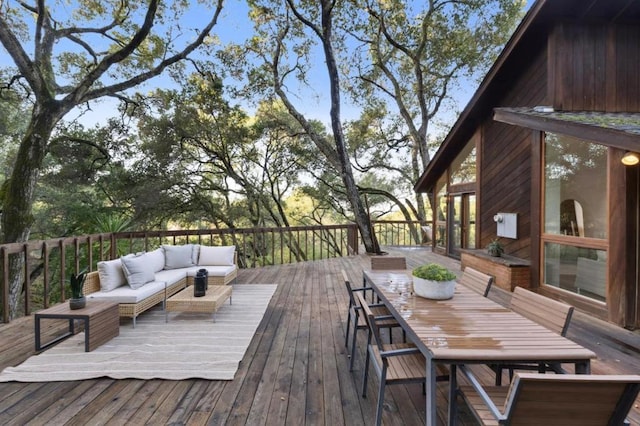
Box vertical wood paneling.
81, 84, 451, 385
478, 41, 547, 260
625, 165, 639, 328
608, 148, 627, 325
551, 23, 640, 112
530, 131, 542, 289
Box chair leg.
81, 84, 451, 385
362, 346, 371, 397
350, 317, 361, 371
494, 365, 503, 386
345, 308, 352, 348
375, 367, 387, 426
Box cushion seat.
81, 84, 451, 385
87, 280, 168, 304
186, 265, 237, 277
155, 269, 190, 286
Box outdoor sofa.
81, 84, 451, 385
83, 244, 238, 326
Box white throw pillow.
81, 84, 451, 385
198, 245, 236, 266
163, 244, 195, 269
192, 244, 200, 265
97, 259, 127, 292
121, 254, 155, 289
146, 248, 166, 273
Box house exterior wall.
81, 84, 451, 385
478, 43, 548, 259
549, 23, 640, 112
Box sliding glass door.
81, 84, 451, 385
448, 193, 476, 258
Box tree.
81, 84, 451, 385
243, 0, 380, 253
0, 0, 223, 318
347, 0, 524, 221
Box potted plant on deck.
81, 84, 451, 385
69, 269, 88, 310
487, 238, 504, 257
412, 263, 457, 300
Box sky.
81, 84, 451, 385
0, 0, 537, 133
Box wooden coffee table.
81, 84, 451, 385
35, 301, 119, 352
165, 285, 233, 322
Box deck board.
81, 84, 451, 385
0, 247, 639, 425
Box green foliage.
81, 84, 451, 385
486, 238, 504, 257
69, 268, 88, 299
412, 263, 456, 282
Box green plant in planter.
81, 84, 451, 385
486, 239, 504, 257
412, 263, 457, 282
69, 269, 88, 300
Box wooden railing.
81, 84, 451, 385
0, 221, 428, 323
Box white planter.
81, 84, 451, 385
412, 277, 456, 300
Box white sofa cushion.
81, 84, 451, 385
121, 254, 156, 289
87, 280, 167, 304
186, 265, 236, 277
191, 244, 200, 265
198, 245, 235, 266
97, 258, 127, 292
146, 248, 166, 273
154, 269, 188, 286
163, 244, 196, 269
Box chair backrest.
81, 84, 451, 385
341, 269, 356, 307
504, 373, 640, 425
510, 286, 574, 336
370, 256, 407, 270
354, 291, 383, 350
458, 267, 493, 297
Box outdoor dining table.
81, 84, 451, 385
362, 270, 597, 426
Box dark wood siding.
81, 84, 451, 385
550, 23, 640, 112
479, 45, 548, 259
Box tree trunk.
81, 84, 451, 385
1, 105, 61, 319
320, 3, 377, 254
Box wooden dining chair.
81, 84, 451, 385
367, 256, 407, 303
458, 267, 493, 297
458, 367, 640, 426
342, 270, 400, 371
357, 291, 448, 426
494, 286, 575, 385
370, 256, 407, 270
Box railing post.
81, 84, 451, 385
347, 224, 359, 255
23, 244, 30, 316
1, 247, 8, 323
110, 232, 117, 260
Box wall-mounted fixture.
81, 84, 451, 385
621, 151, 640, 166
495, 212, 517, 239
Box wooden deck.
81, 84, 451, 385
1, 247, 639, 425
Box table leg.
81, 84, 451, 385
82, 318, 90, 352
426, 356, 437, 426
575, 360, 591, 374
34, 316, 74, 352
35, 315, 42, 351
448, 364, 458, 426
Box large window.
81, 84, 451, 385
542, 134, 608, 302
450, 143, 476, 185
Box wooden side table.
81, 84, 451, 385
35, 301, 119, 352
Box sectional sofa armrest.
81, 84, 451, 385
83, 271, 102, 295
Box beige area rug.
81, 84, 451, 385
0, 284, 277, 382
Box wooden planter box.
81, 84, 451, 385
460, 249, 531, 292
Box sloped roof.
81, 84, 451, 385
494, 108, 640, 151
414, 0, 640, 193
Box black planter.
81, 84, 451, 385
198, 268, 209, 290
194, 273, 206, 297
69, 296, 86, 310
